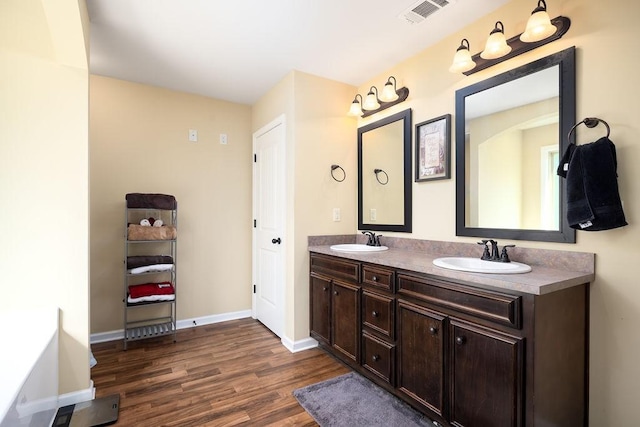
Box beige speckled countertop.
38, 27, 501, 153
308, 235, 595, 296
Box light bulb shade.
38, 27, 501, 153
348, 101, 363, 116
380, 78, 399, 102
363, 87, 380, 110
449, 39, 476, 73
347, 94, 363, 116
480, 22, 512, 60
520, 10, 556, 42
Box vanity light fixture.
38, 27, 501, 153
347, 77, 410, 118
449, 39, 476, 73
347, 94, 364, 117
520, 0, 557, 43
380, 77, 400, 102
363, 86, 381, 111
480, 21, 512, 60
449, 0, 571, 76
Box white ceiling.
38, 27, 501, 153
87, 0, 510, 105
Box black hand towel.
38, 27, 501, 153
557, 137, 627, 231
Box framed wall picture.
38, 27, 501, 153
415, 114, 451, 182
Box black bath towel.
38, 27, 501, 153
557, 137, 627, 231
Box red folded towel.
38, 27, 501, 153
129, 282, 175, 299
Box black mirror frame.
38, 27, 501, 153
358, 108, 412, 233
455, 46, 576, 243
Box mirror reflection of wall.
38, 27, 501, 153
358, 108, 412, 233
362, 120, 404, 225
464, 66, 560, 231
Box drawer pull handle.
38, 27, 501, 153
429, 327, 438, 335
455, 336, 466, 345
372, 275, 378, 282
372, 355, 380, 362
372, 311, 379, 318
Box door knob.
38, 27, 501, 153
272, 237, 281, 244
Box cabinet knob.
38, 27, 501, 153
429, 326, 438, 335
322, 286, 328, 291
372, 311, 379, 318
334, 291, 339, 296
455, 336, 466, 345
372, 275, 378, 282
372, 355, 380, 362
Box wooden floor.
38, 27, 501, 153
91, 318, 350, 426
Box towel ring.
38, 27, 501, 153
568, 117, 610, 144
374, 168, 389, 185
330, 164, 346, 182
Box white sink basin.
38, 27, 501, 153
433, 257, 531, 274
330, 244, 389, 253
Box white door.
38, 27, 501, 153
252, 115, 286, 337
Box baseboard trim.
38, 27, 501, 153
58, 380, 95, 407
90, 310, 252, 344
281, 336, 318, 353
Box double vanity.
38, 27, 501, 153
308, 235, 593, 427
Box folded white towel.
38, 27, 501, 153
153, 219, 164, 227
127, 294, 175, 304
139, 219, 151, 226
128, 264, 174, 275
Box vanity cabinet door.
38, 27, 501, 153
450, 319, 523, 427
397, 299, 447, 419
331, 280, 360, 363
310, 273, 331, 344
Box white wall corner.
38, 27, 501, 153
57, 380, 94, 407
281, 335, 318, 353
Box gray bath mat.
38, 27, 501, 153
293, 372, 436, 427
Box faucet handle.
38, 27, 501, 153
500, 244, 516, 262
477, 240, 491, 260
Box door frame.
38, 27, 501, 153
251, 114, 287, 335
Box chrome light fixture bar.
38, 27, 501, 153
347, 76, 409, 118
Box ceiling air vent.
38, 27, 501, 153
399, 0, 455, 24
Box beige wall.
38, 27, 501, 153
89, 76, 253, 333
354, 0, 639, 425
252, 71, 357, 341
0, 0, 90, 394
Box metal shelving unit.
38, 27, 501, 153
123, 194, 177, 350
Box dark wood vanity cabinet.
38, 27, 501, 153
309, 252, 588, 427
309, 273, 331, 344
331, 280, 360, 362
397, 299, 447, 418
309, 255, 361, 364
449, 319, 523, 427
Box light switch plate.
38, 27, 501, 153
189, 129, 198, 142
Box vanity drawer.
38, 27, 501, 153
362, 332, 395, 385
397, 274, 521, 329
310, 254, 360, 282
362, 265, 395, 291
362, 290, 394, 340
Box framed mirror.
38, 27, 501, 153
358, 108, 412, 232
455, 47, 576, 243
